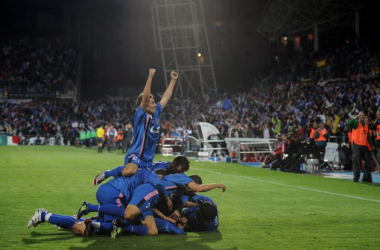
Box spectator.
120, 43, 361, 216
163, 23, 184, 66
106, 124, 117, 153
122, 123, 133, 153
232, 123, 245, 138
244, 123, 254, 138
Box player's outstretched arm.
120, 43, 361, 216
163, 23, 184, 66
140, 69, 156, 111
187, 182, 226, 192
159, 71, 178, 109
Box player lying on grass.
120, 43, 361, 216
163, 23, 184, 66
110, 176, 219, 237
25, 171, 193, 237
153, 175, 219, 232
26, 208, 184, 237
180, 195, 219, 232
122, 69, 178, 177
78, 174, 226, 236
27, 208, 95, 237
93, 155, 190, 186
91, 168, 174, 221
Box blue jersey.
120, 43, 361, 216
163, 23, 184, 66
150, 161, 171, 173
129, 179, 183, 220
181, 194, 219, 231
107, 169, 167, 203
126, 103, 163, 164
162, 173, 193, 187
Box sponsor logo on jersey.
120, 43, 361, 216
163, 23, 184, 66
150, 125, 160, 134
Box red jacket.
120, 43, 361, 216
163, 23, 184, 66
274, 140, 288, 158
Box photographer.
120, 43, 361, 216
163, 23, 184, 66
282, 132, 301, 172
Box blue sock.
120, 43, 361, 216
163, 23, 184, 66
87, 204, 100, 212
122, 224, 148, 236
99, 205, 125, 219
46, 214, 77, 230
155, 218, 185, 235
41, 212, 47, 221
105, 166, 124, 178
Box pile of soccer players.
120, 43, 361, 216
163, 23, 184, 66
26, 69, 226, 237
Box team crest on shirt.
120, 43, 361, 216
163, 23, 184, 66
150, 119, 160, 134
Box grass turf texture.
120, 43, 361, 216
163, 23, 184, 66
1, 146, 380, 250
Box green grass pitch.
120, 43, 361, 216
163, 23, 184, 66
1, 146, 380, 249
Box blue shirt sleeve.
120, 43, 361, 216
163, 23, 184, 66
163, 173, 193, 187
155, 102, 163, 117
191, 194, 213, 204
133, 106, 146, 128
151, 161, 170, 172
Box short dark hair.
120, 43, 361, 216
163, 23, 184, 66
172, 156, 190, 171
136, 93, 154, 107
199, 202, 217, 220
189, 175, 202, 185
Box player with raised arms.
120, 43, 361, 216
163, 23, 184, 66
121, 69, 178, 177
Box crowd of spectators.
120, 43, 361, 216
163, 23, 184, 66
0, 38, 77, 94
1, 39, 380, 165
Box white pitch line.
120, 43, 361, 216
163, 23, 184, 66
191, 165, 380, 204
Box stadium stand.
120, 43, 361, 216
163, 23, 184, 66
2, 39, 380, 173
0, 38, 78, 98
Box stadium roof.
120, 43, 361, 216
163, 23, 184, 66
256, 0, 365, 40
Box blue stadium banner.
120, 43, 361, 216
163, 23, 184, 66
0, 135, 7, 145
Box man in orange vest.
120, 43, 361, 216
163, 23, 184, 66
374, 110, 380, 159
347, 111, 372, 183
309, 121, 318, 144
314, 122, 330, 160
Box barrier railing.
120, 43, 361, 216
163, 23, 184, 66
224, 138, 277, 163
162, 137, 182, 156
328, 136, 349, 144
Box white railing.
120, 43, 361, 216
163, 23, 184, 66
224, 138, 277, 163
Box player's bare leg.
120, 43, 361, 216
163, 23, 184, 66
141, 216, 158, 236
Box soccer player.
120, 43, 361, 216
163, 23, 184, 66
80, 174, 226, 236
80, 169, 173, 221
181, 195, 219, 232
27, 208, 96, 237
166, 175, 219, 232
26, 208, 150, 237
122, 69, 178, 176
150, 156, 190, 175
111, 217, 185, 238
92, 155, 190, 186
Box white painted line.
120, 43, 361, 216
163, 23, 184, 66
192, 165, 380, 204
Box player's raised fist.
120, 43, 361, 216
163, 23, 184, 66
171, 71, 178, 80
149, 69, 156, 78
